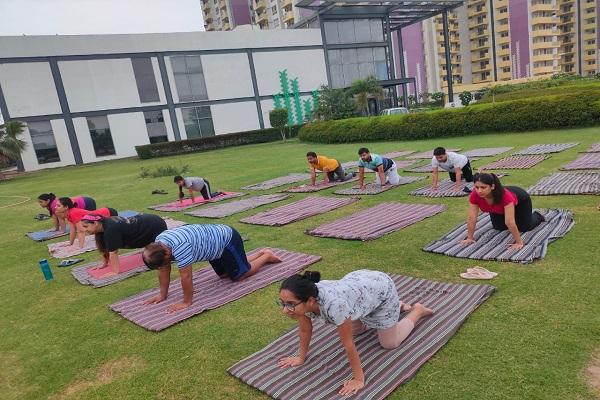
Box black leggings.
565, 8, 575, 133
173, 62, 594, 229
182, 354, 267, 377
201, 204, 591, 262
449, 161, 474, 182
200, 180, 212, 200
107, 207, 118, 216
83, 197, 96, 211
489, 186, 544, 232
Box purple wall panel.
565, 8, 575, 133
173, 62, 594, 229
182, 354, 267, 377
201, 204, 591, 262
400, 22, 427, 94
508, 0, 530, 78
231, 0, 252, 26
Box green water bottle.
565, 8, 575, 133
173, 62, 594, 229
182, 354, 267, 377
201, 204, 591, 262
39, 259, 54, 281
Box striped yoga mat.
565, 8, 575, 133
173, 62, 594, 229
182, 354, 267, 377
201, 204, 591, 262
109, 248, 322, 331
307, 202, 446, 241
462, 147, 513, 157
229, 274, 495, 400
242, 173, 311, 190
527, 171, 600, 195
423, 208, 574, 263
26, 227, 70, 242
512, 142, 579, 155
148, 192, 244, 212
185, 194, 292, 218
410, 179, 474, 198
582, 142, 600, 153
342, 159, 416, 173
241, 196, 358, 226
560, 153, 600, 170
404, 158, 481, 173
382, 150, 415, 159
334, 176, 425, 195
478, 155, 547, 169
283, 177, 358, 193
407, 148, 461, 159
71, 251, 147, 288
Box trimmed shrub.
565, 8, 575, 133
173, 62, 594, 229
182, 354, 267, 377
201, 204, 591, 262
298, 93, 600, 144
135, 125, 303, 159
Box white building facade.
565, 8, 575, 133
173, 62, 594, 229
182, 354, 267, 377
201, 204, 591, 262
0, 29, 327, 171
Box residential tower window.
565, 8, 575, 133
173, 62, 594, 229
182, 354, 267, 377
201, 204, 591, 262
131, 57, 160, 103
144, 111, 169, 143
86, 116, 116, 157
28, 121, 60, 164
181, 106, 215, 138
171, 56, 209, 102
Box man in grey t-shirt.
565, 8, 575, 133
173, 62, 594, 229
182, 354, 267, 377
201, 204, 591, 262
431, 147, 473, 192
174, 176, 219, 202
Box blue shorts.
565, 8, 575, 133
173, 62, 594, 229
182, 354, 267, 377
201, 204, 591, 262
209, 228, 250, 281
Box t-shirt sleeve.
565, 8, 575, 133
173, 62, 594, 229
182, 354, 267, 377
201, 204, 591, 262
357, 159, 366, 168
501, 190, 518, 207
103, 225, 123, 252
373, 154, 383, 167
323, 299, 352, 326
468, 191, 480, 205
431, 156, 439, 167
171, 242, 195, 269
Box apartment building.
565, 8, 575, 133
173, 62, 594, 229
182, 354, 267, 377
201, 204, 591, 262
202, 0, 253, 31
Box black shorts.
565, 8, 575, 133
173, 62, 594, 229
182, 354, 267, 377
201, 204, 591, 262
209, 229, 250, 281
83, 196, 96, 210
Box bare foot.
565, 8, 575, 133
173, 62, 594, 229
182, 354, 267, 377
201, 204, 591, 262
400, 302, 412, 313
412, 303, 434, 318
263, 249, 282, 263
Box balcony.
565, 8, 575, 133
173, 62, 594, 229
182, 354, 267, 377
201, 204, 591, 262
532, 28, 558, 36
202, 2, 211, 12
584, 22, 597, 30
584, 42, 596, 51
470, 41, 489, 51
472, 63, 491, 73
532, 40, 558, 49
204, 14, 213, 23
532, 65, 560, 75
498, 71, 512, 80
470, 30, 488, 40
257, 13, 268, 25
284, 10, 294, 23
219, 0, 227, 10
496, 35, 510, 45
255, 0, 267, 12
468, 7, 488, 17
531, 3, 557, 12
205, 22, 215, 31
532, 16, 559, 24
221, 13, 229, 22
497, 47, 510, 56
469, 19, 488, 29
223, 22, 231, 30
498, 59, 511, 68
472, 53, 491, 62
283, 0, 293, 9
584, 53, 597, 61
532, 53, 558, 62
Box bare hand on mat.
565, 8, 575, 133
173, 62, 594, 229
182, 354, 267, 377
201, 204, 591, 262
459, 238, 476, 245
339, 378, 364, 396
508, 242, 524, 251
143, 295, 166, 305
278, 356, 305, 368
166, 302, 191, 313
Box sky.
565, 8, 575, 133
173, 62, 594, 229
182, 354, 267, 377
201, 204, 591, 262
0, 0, 205, 36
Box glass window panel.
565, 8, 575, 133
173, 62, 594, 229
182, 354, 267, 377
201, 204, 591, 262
324, 21, 340, 44
342, 63, 360, 86
86, 116, 116, 157
338, 20, 356, 44
373, 47, 386, 62
358, 62, 376, 78
144, 111, 168, 143
28, 121, 60, 164
328, 49, 342, 65
357, 47, 374, 63
198, 118, 215, 136
369, 19, 384, 41
341, 48, 358, 64
354, 19, 372, 42
330, 64, 344, 88
131, 57, 160, 103
170, 55, 208, 102
196, 106, 212, 119
375, 61, 388, 80
184, 123, 201, 139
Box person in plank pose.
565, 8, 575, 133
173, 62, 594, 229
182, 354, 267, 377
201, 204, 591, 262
142, 224, 282, 313
460, 172, 544, 250
80, 214, 167, 276
174, 176, 221, 203
54, 197, 118, 248
306, 152, 354, 186
357, 147, 400, 190
277, 269, 433, 396
38, 193, 96, 232
431, 147, 473, 192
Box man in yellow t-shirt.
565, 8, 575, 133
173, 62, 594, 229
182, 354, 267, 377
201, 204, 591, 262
307, 152, 355, 185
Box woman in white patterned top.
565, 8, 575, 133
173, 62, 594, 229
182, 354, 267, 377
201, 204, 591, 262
277, 269, 433, 396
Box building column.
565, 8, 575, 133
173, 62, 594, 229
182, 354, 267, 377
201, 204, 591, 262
385, 16, 398, 107
442, 10, 454, 103
247, 50, 265, 129
396, 28, 409, 107
319, 16, 333, 88
157, 54, 181, 141
489, 0, 498, 81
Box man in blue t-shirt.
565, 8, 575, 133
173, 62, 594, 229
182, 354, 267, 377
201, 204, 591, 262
141, 224, 282, 313
357, 147, 401, 190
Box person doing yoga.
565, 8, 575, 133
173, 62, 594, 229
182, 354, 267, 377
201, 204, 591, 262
142, 224, 282, 313
174, 176, 220, 203
431, 147, 473, 192
357, 147, 401, 190
306, 152, 354, 185
277, 269, 433, 396
460, 173, 544, 250
38, 193, 96, 232
54, 197, 117, 248
80, 214, 167, 276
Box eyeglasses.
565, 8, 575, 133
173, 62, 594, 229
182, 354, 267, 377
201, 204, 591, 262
276, 299, 304, 311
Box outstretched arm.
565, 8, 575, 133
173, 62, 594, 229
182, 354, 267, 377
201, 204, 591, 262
431, 168, 439, 189
460, 203, 480, 244
278, 314, 313, 367
188, 189, 195, 203
377, 165, 386, 186
167, 265, 194, 312
504, 203, 523, 249
453, 166, 463, 190
143, 264, 172, 305
358, 167, 366, 189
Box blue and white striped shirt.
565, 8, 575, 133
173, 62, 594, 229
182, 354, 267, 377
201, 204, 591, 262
155, 224, 233, 269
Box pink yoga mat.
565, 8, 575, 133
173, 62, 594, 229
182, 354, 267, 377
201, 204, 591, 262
87, 252, 145, 279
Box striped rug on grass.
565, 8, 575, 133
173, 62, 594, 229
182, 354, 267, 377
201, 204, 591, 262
423, 209, 574, 263
407, 148, 461, 159
109, 248, 321, 331
71, 251, 147, 288
512, 142, 579, 155
560, 153, 600, 170
527, 172, 600, 195
283, 177, 358, 193
307, 202, 446, 241
342, 159, 416, 173
462, 147, 513, 157
148, 192, 244, 212
185, 194, 292, 218
582, 142, 600, 153
229, 274, 495, 400
405, 158, 481, 173
478, 155, 547, 170
334, 177, 425, 195
242, 173, 311, 190
241, 196, 358, 226
410, 179, 480, 198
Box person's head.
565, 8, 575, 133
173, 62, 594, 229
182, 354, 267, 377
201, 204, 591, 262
358, 147, 371, 162
278, 271, 321, 318
142, 242, 172, 270
433, 147, 447, 163
174, 176, 184, 187
473, 172, 504, 203
79, 214, 105, 235
37, 193, 56, 208
306, 151, 318, 164
55, 197, 75, 214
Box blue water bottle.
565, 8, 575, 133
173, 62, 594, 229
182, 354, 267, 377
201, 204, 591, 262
39, 259, 54, 281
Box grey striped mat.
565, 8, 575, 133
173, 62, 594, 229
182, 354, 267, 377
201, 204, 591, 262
148, 192, 244, 212
410, 179, 474, 198
407, 148, 461, 159
241, 196, 358, 226
334, 176, 425, 195
527, 172, 600, 195
242, 173, 311, 190
71, 251, 147, 288
382, 150, 414, 159
342, 159, 416, 172
109, 248, 322, 331
478, 155, 547, 169
513, 142, 579, 155
229, 274, 495, 400
423, 208, 574, 263
185, 194, 292, 218
307, 202, 446, 241
560, 153, 600, 170
405, 158, 481, 173
582, 142, 600, 153
283, 177, 358, 193
463, 147, 513, 157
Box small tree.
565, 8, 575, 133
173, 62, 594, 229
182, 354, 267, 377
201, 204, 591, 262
313, 85, 357, 121
348, 75, 384, 116
419, 92, 431, 104
431, 91, 444, 105
0, 121, 27, 162
458, 91, 472, 106
488, 85, 499, 104
269, 108, 289, 141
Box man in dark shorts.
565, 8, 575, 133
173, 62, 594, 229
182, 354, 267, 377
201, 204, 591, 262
142, 224, 282, 313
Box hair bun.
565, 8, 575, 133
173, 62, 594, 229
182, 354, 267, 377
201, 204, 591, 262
302, 270, 321, 283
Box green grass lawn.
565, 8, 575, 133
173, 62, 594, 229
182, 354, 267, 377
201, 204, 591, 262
1, 127, 599, 400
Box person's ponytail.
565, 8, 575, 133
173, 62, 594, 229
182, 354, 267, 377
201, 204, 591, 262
301, 270, 321, 283
280, 271, 321, 301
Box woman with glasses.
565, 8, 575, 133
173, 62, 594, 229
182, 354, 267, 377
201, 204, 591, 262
277, 269, 433, 397
460, 172, 544, 251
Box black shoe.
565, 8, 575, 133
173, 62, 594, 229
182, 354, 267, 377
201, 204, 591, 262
534, 211, 545, 222
34, 213, 51, 221
462, 187, 472, 193
152, 189, 168, 195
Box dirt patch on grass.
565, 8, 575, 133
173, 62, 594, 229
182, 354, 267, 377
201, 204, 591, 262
586, 349, 600, 398
1, 353, 37, 400
51, 355, 145, 400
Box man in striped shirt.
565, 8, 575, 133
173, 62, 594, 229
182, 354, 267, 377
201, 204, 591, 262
142, 224, 282, 313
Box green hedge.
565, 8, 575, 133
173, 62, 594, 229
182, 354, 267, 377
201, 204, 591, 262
298, 93, 600, 143
135, 125, 303, 159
